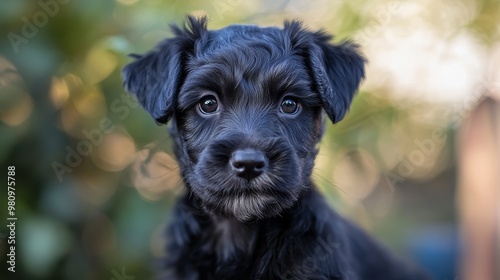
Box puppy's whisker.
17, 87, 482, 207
311, 171, 353, 198
173, 177, 186, 189
139, 164, 180, 179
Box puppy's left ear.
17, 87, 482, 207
286, 21, 366, 123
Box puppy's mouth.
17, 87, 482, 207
187, 135, 304, 222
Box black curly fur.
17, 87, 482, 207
123, 16, 431, 280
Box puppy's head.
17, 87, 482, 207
123, 16, 365, 222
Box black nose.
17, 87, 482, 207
230, 148, 267, 181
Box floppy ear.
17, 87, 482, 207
122, 16, 208, 124
310, 37, 366, 123
285, 21, 366, 123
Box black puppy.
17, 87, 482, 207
123, 16, 429, 280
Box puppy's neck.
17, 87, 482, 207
175, 186, 317, 265
211, 216, 259, 261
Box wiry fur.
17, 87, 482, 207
123, 16, 430, 280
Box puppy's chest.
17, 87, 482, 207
212, 219, 258, 261
191, 221, 257, 279
198, 223, 320, 280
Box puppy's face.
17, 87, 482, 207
122, 17, 365, 222
175, 44, 323, 222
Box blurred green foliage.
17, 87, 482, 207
0, 0, 498, 279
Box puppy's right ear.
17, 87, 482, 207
122, 16, 208, 124
284, 20, 366, 123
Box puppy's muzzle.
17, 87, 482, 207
230, 148, 268, 181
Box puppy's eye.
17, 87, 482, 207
198, 95, 219, 114
280, 98, 300, 114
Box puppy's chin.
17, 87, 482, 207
189, 176, 301, 223
210, 193, 280, 223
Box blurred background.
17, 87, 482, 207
0, 0, 499, 279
